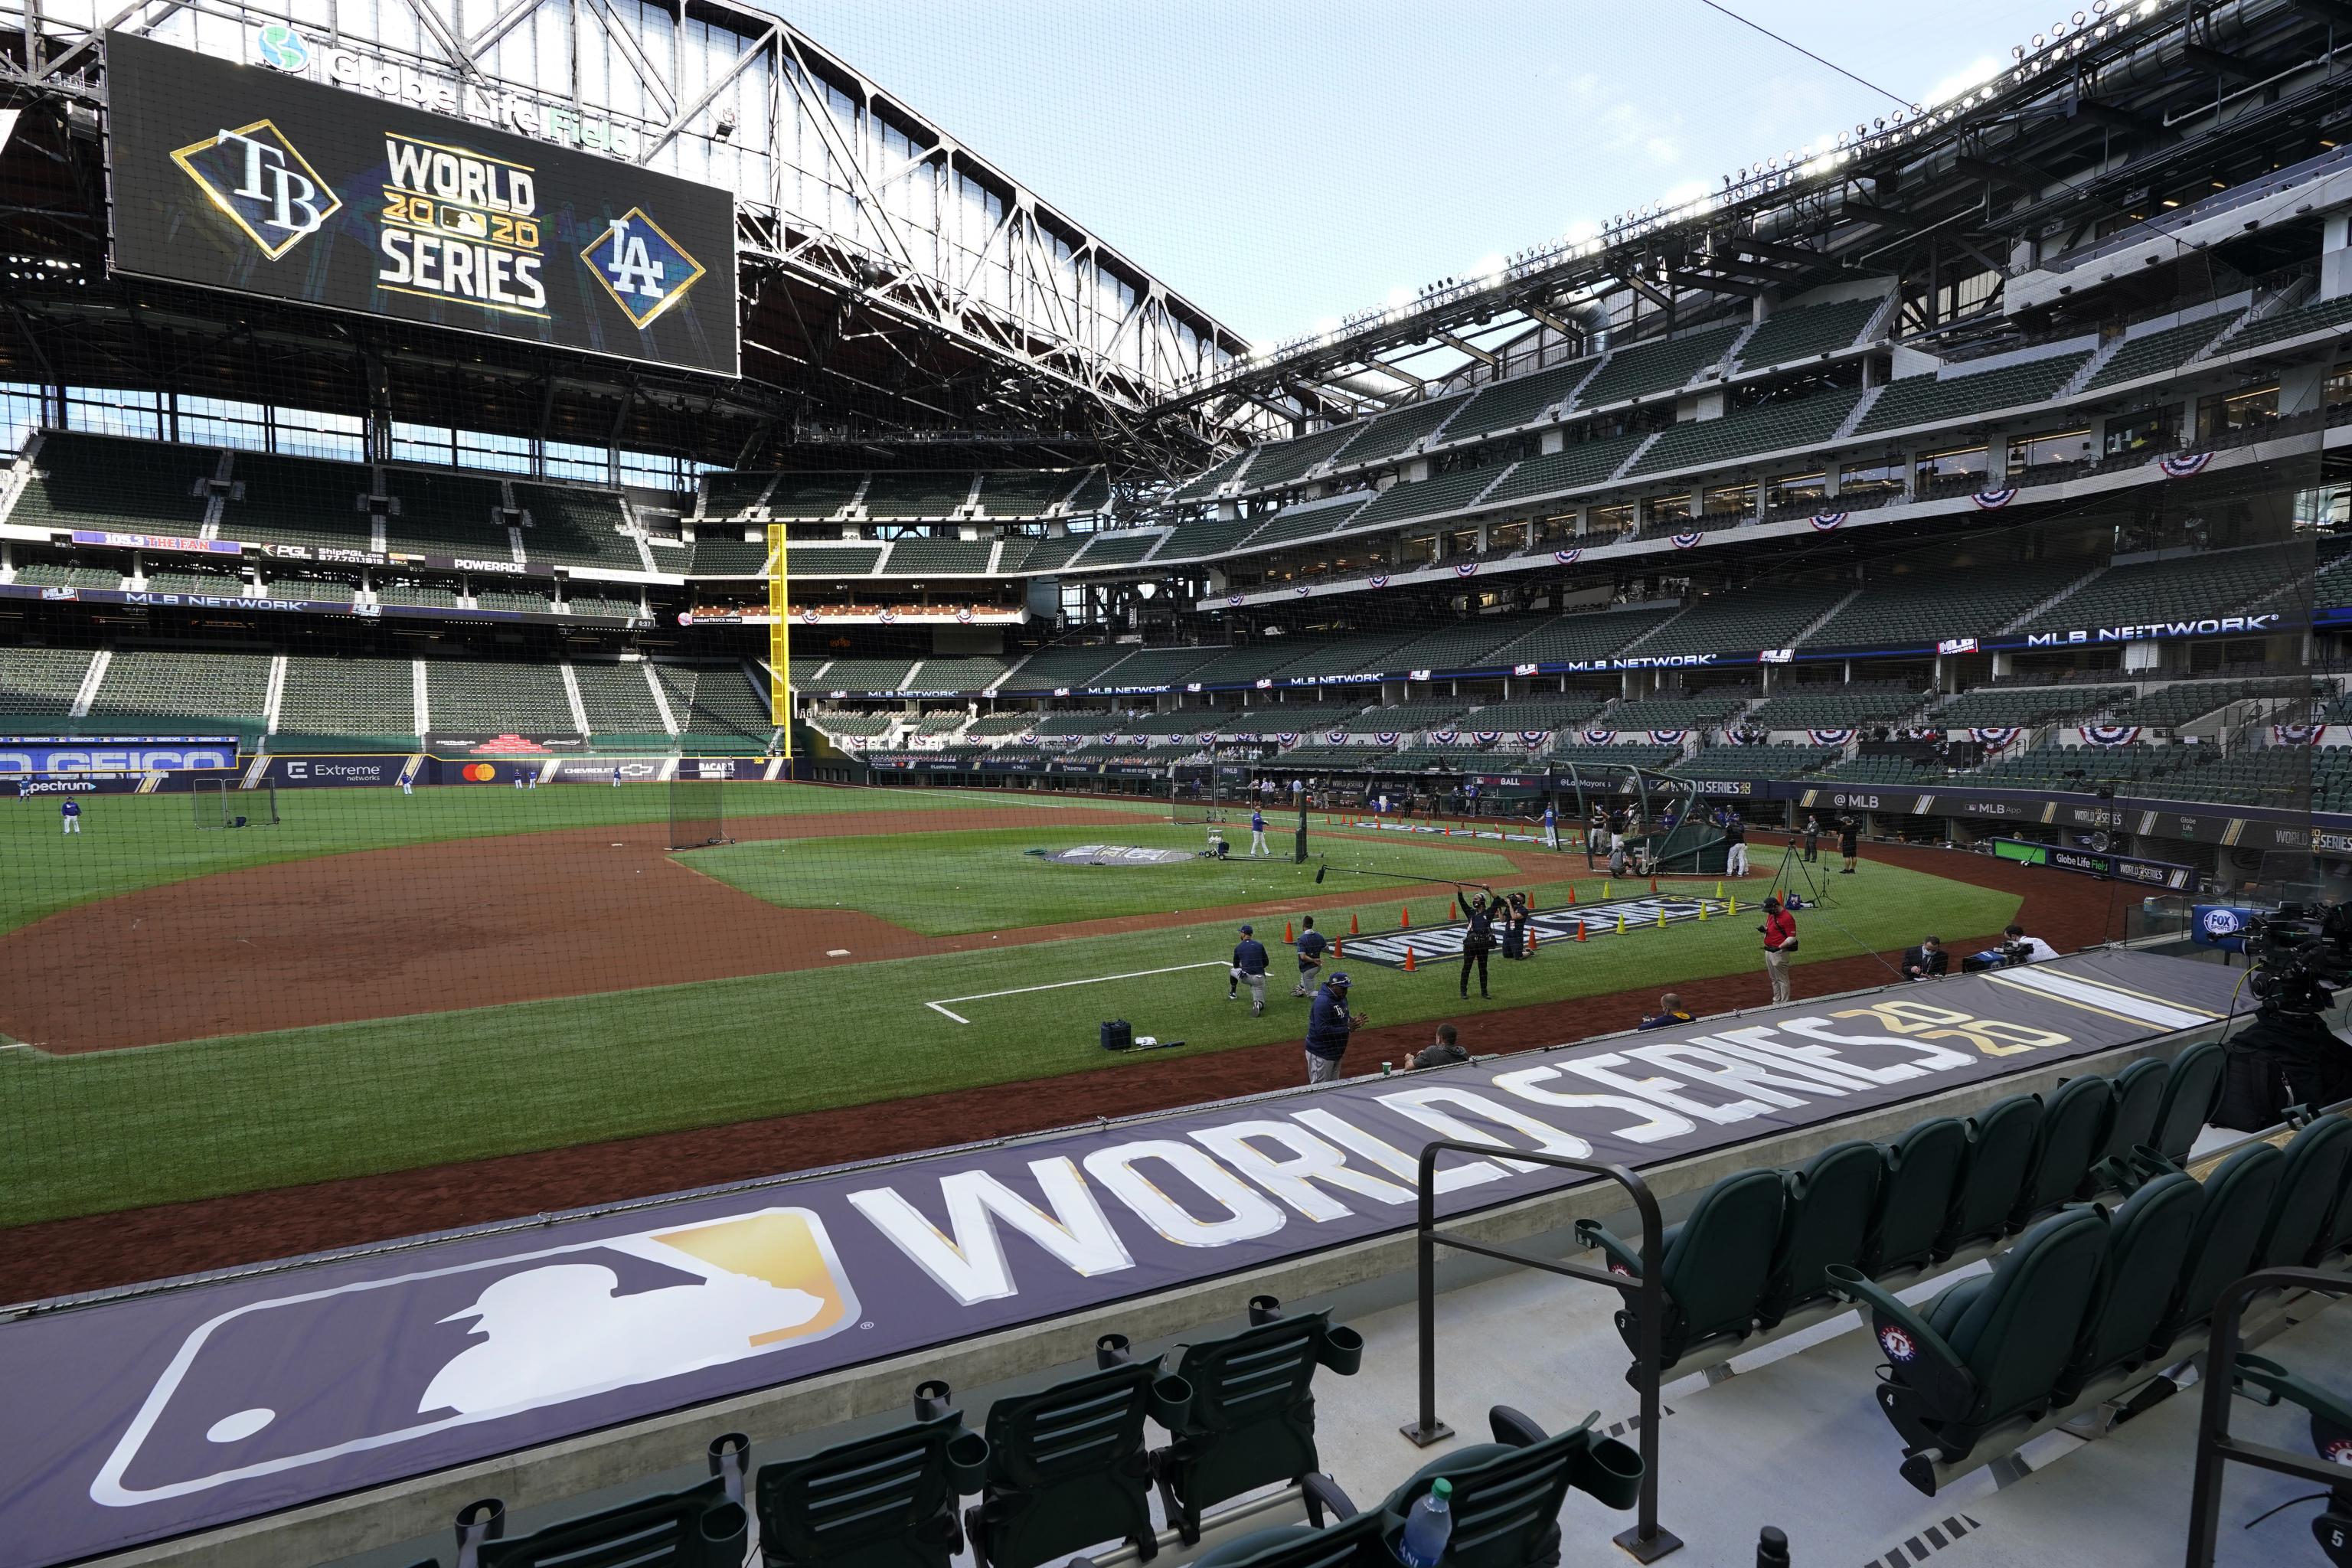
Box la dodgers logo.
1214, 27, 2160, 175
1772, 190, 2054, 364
581, 208, 706, 328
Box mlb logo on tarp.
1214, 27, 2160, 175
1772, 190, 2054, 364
94, 1207, 858, 1504
581, 208, 707, 328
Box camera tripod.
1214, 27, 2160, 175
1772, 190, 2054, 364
1762, 828, 1835, 910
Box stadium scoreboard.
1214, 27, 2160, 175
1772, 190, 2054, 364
103, 30, 737, 377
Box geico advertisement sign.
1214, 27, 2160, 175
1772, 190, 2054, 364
0, 747, 235, 774
18, 952, 2240, 1568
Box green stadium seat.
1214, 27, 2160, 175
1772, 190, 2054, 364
1831, 1207, 2109, 1468
1756, 1140, 1881, 1327
1186, 1501, 1390, 1568
1374, 1406, 1643, 1568
2009, 1075, 2115, 1228
2255, 1115, 2352, 1271
2145, 1142, 2283, 1354
1862, 1117, 1968, 1276
1939, 1095, 2042, 1253
1148, 1298, 1364, 1545
2150, 1040, 2226, 1163
2317, 1140, 2352, 1265
754, 1383, 989, 1568
2050, 1172, 2203, 1403
1575, 1167, 1785, 1369
447, 1438, 750, 1566
963, 1336, 1191, 1568
2099, 1057, 2171, 1168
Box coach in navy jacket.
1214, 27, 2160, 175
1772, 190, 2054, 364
1304, 972, 1357, 1085
1228, 924, 1270, 1016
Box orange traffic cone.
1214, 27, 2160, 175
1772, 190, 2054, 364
1577, 919, 1587, 942
1400, 905, 1411, 929
1349, 911, 1360, 935
1403, 946, 1417, 972
1527, 926, 1540, 955
1566, 884, 1577, 904
1284, 920, 1295, 943
1334, 938, 1344, 958
1650, 875, 1659, 893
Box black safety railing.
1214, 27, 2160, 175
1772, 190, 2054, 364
1408, 1141, 1681, 1562
2184, 1265, 2350, 1568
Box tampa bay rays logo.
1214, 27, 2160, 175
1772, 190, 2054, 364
170, 121, 341, 260
580, 208, 706, 328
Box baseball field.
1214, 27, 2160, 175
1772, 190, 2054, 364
0, 779, 2030, 1240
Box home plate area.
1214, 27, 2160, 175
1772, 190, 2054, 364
1339, 893, 1733, 967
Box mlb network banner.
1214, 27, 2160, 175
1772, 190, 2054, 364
0, 952, 2240, 1566
104, 31, 737, 376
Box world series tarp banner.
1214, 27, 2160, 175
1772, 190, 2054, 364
103, 31, 737, 376
0, 951, 2243, 1566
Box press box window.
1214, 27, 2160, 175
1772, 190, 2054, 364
1840, 459, 1904, 500
1915, 445, 1988, 482
2197, 384, 2280, 440
2010, 429, 2092, 471
1701, 482, 1756, 518
1642, 494, 1691, 527
1766, 472, 1826, 508
2104, 407, 2181, 457
1593, 501, 1636, 535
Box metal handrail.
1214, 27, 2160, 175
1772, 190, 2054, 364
2184, 1265, 2352, 1567
1407, 1140, 1681, 1562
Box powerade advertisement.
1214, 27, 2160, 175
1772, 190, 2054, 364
104, 30, 737, 376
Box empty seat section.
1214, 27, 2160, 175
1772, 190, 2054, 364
1757, 1141, 1881, 1325
1070, 531, 1162, 567
2020, 544, 2306, 635
2253, 1115, 2352, 1270
1488, 606, 1678, 665
698, 470, 772, 518
1154, 515, 1265, 561
974, 469, 1085, 518
6, 433, 213, 534
1475, 433, 1648, 509
688, 535, 772, 575
1235, 427, 1361, 493
817, 658, 915, 694
1011, 534, 1086, 572
2053, 1171, 2203, 1402
862, 472, 975, 519
574, 664, 668, 735
1864, 1117, 1968, 1275
1940, 1095, 2042, 1253
11, 557, 123, 589
1576, 1168, 1785, 1368
755, 1387, 988, 1568
1802, 560, 2091, 648
2221, 291, 2352, 355
906, 658, 1011, 694
1675, 745, 1838, 779
962, 1344, 1187, 1568
472, 587, 556, 613
766, 473, 862, 519
561, 591, 642, 619
786, 544, 883, 577
1444, 357, 1598, 443
1576, 325, 1742, 407
1628, 389, 1861, 477
1744, 690, 1926, 728
379, 577, 461, 608
1329, 393, 1470, 468
383, 470, 510, 556
2010, 1075, 2114, 1227
1932, 684, 2132, 726
221, 452, 376, 548
1633, 584, 1847, 659
1237, 499, 1367, 551
143, 564, 246, 596
1855, 351, 2095, 435
514, 485, 643, 568
881, 539, 993, 575
657, 666, 777, 751
0, 647, 96, 717
1728, 297, 1883, 371
999, 645, 1135, 689
2148, 1141, 2282, 1351
1168, 449, 1253, 503
2085, 312, 2243, 390
276, 656, 416, 749
1072, 646, 1215, 689
87, 650, 270, 732
1336, 465, 1505, 530
424, 662, 575, 734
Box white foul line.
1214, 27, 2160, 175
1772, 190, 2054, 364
926, 960, 1232, 1024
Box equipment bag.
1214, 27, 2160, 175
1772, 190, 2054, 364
1100, 1019, 1133, 1052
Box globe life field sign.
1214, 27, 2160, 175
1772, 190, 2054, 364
104, 30, 737, 377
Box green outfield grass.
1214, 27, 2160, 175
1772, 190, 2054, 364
687, 825, 1523, 933
0, 853, 2019, 1228
0, 783, 1166, 933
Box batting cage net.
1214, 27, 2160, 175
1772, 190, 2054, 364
667, 776, 728, 851
0, 239, 2335, 1329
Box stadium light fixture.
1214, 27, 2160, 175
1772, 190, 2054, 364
714, 108, 737, 139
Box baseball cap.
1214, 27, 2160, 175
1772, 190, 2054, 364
1328, 972, 1351, 988
1239, 923, 1253, 935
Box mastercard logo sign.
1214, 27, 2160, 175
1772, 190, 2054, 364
462, 763, 498, 782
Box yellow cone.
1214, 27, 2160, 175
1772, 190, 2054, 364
1616, 913, 1626, 935
1728, 894, 1738, 915
1655, 906, 1666, 929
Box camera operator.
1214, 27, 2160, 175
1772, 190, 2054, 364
2002, 923, 2058, 963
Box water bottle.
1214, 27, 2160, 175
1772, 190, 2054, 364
1398, 1478, 1453, 1568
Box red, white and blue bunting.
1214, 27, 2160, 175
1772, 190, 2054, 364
1810, 512, 1847, 531
799, 608, 819, 624
1433, 728, 1461, 745
1671, 531, 1704, 549
1722, 730, 1762, 745
1554, 549, 1583, 564
1475, 731, 1502, 744
1648, 729, 1689, 744
1971, 489, 2018, 510
2079, 725, 2142, 746
1327, 729, 1348, 745
876, 609, 897, 623
1807, 729, 1855, 746
2159, 452, 2215, 479
1971, 727, 2023, 750
1375, 731, 1400, 746
1454, 561, 1480, 577
1518, 730, 1552, 746
2275, 723, 2322, 746
1278, 732, 1299, 746
1227, 594, 1244, 606
1369, 573, 1390, 588
1583, 728, 1619, 744
1294, 584, 1311, 596
956, 606, 974, 624
1514, 662, 1540, 677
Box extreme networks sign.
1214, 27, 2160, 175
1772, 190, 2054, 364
0, 737, 240, 775
0, 952, 2237, 1567
2024, 612, 2281, 648
105, 31, 737, 376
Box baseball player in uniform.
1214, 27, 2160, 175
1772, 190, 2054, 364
60, 796, 83, 835
1228, 923, 1270, 1015
1249, 806, 1269, 857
